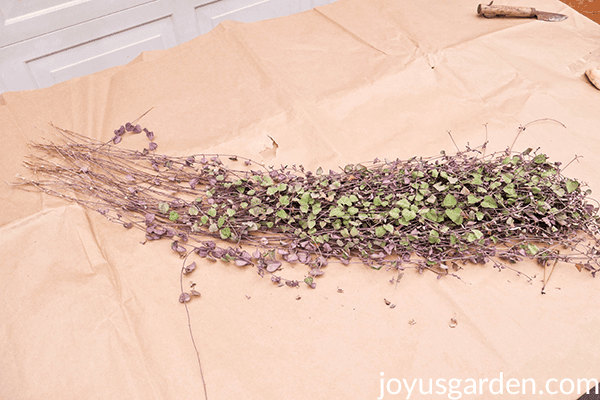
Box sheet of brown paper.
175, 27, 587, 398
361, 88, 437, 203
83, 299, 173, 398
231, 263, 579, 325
2, 0, 600, 399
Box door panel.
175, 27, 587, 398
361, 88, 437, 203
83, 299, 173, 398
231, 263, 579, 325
0, 0, 175, 93
195, 0, 303, 35
0, 0, 337, 94
26, 16, 178, 88
0, 0, 154, 47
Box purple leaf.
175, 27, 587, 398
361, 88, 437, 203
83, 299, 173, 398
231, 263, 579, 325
113, 136, 122, 144
172, 241, 186, 253
149, 142, 157, 151
211, 248, 224, 258
146, 131, 154, 140
154, 227, 166, 235
154, 226, 167, 235
285, 253, 299, 262
235, 259, 250, 267
384, 244, 395, 255
298, 252, 308, 263
183, 262, 196, 274
266, 261, 282, 272
189, 177, 200, 189
145, 213, 156, 225
190, 289, 201, 297
179, 292, 191, 303
195, 248, 208, 258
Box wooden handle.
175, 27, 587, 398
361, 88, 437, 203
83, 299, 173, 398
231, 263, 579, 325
477, 4, 535, 18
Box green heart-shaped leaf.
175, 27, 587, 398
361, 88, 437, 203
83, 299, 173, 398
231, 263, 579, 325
445, 208, 463, 225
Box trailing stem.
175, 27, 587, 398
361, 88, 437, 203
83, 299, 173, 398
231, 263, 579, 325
13, 123, 600, 292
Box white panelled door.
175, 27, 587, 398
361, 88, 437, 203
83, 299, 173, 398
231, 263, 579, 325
0, 0, 336, 94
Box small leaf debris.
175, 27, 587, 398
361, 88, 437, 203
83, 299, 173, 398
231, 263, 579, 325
383, 298, 396, 308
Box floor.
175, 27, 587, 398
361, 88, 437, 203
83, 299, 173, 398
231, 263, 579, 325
560, 0, 600, 24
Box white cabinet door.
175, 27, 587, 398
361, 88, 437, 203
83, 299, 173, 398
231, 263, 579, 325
0, 0, 336, 94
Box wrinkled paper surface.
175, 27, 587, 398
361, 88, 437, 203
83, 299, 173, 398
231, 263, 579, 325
1, 1, 600, 399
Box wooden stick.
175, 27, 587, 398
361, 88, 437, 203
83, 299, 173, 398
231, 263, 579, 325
478, 4, 535, 18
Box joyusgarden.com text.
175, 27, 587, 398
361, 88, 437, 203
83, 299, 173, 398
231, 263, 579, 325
378, 372, 599, 399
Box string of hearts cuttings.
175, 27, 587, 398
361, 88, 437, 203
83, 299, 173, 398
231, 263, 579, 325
13, 117, 600, 399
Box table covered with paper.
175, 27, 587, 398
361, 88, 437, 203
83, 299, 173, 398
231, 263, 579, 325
1, 0, 600, 399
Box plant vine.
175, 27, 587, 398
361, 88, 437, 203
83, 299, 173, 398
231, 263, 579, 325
14, 122, 600, 295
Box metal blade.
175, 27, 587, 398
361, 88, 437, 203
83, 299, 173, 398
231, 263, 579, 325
534, 10, 568, 22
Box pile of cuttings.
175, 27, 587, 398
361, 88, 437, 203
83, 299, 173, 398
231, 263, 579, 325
16, 127, 600, 287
